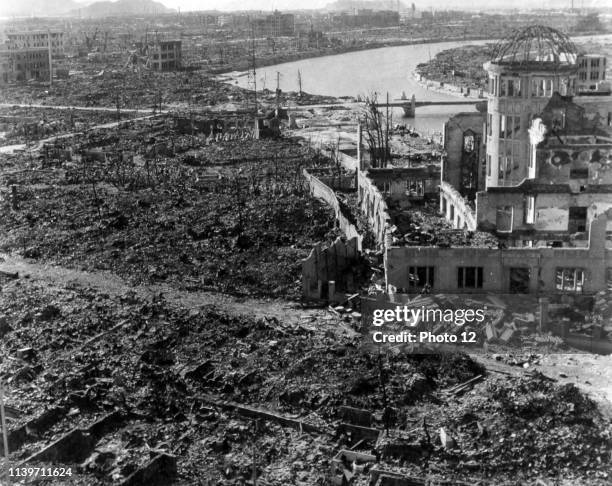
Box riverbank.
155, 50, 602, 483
214, 34, 496, 77
414, 43, 493, 95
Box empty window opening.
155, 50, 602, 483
408, 266, 435, 290
457, 267, 484, 289
463, 134, 475, 152
496, 206, 514, 232
568, 206, 588, 233
509, 267, 530, 293
405, 179, 424, 197
570, 168, 589, 179
555, 268, 584, 292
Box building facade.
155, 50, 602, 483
483, 31, 579, 189
576, 54, 607, 94
0, 49, 14, 85
468, 26, 612, 245
145, 40, 182, 71
387, 209, 612, 294
476, 93, 612, 244
10, 48, 50, 81
6, 31, 64, 57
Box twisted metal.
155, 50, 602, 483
491, 25, 578, 66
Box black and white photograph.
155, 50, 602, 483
0, 0, 611, 484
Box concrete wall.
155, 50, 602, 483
358, 169, 391, 249
303, 169, 362, 248
440, 181, 477, 230
536, 144, 612, 185
443, 112, 485, 193
302, 236, 360, 300
477, 187, 612, 236
386, 209, 612, 293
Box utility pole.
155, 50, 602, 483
0, 378, 8, 459
276, 71, 281, 110
297, 69, 302, 96
252, 419, 259, 486
247, 23, 258, 115
48, 29, 53, 88
385, 92, 390, 168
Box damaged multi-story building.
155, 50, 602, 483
438, 26, 612, 243
135, 39, 182, 71
391, 26, 612, 294
1, 29, 64, 82
6, 30, 64, 56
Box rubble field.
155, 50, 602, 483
0, 107, 132, 147
0, 68, 339, 113
0, 278, 610, 485
0, 136, 343, 299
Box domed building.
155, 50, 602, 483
483, 25, 580, 188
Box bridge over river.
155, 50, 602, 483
373, 95, 484, 117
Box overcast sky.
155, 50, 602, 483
140, 0, 607, 12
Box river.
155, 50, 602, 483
228, 34, 612, 134
229, 39, 491, 134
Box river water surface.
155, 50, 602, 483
229, 34, 612, 134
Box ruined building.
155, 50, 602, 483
442, 25, 612, 246
576, 54, 608, 94
394, 25, 612, 294
135, 40, 182, 71
6, 30, 64, 56
0, 49, 13, 85
252, 11, 296, 37
2, 30, 63, 82
8, 49, 50, 82
477, 93, 612, 245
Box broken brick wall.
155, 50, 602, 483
317, 148, 391, 249
302, 236, 361, 299
358, 169, 392, 249
303, 169, 362, 247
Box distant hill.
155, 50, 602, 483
325, 0, 409, 12
70, 0, 174, 17
0, 0, 173, 18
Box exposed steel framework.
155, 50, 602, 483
491, 25, 578, 66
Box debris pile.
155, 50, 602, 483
1, 138, 343, 299
388, 201, 499, 248
1, 277, 610, 484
